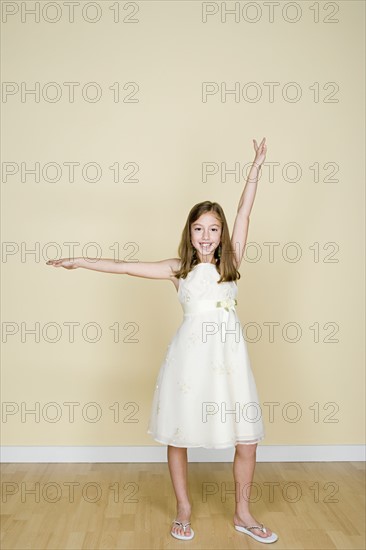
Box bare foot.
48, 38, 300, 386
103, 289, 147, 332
233, 512, 273, 539
171, 503, 192, 538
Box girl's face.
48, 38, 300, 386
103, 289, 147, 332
190, 212, 222, 262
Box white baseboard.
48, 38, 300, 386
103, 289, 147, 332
1, 445, 365, 463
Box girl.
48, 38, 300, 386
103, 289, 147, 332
46, 137, 278, 544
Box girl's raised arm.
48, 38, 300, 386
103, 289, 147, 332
230, 137, 267, 269
46, 257, 180, 281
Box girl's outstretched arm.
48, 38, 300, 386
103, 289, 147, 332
230, 137, 267, 269
46, 257, 180, 282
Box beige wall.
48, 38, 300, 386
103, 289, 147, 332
1, 1, 364, 446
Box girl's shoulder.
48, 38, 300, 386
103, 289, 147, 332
171, 258, 182, 272
175, 258, 182, 269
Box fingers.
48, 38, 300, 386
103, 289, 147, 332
253, 137, 266, 150
46, 259, 77, 270
46, 259, 64, 267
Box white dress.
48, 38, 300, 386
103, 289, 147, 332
147, 262, 265, 449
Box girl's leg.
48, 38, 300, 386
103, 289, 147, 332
167, 445, 192, 538
233, 443, 274, 539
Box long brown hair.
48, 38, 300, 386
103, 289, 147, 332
173, 201, 241, 283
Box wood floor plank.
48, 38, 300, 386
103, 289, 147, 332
0, 462, 365, 549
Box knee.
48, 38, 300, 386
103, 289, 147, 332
235, 442, 257, 458
167, 445, 187, 453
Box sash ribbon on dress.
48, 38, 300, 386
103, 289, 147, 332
182, 297, 237, 316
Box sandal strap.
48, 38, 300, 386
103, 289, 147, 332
172, 520, 191, 530
244, 523, 267, 533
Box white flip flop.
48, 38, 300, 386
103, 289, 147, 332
171, 520, 195, 540
234, 522, 278, 543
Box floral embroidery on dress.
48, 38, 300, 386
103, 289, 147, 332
223, 285, 235, 300
200, 277, 214, 289
165, 344, 176, 366
172, 427, 186, 443
177, 379, 192, 393
186, 331, 201, 349
210, 358, 239, 375
180, 287, 192, 303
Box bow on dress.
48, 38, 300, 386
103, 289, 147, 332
216, 298, 238, 312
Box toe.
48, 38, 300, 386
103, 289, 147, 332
255, 526, 272, 538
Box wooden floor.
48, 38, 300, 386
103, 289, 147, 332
1, 461, 365, 549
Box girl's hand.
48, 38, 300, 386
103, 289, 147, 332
253, 137, 267, 167
46, 258, 78, 269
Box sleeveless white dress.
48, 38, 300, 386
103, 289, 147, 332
147, 262, 265, 449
